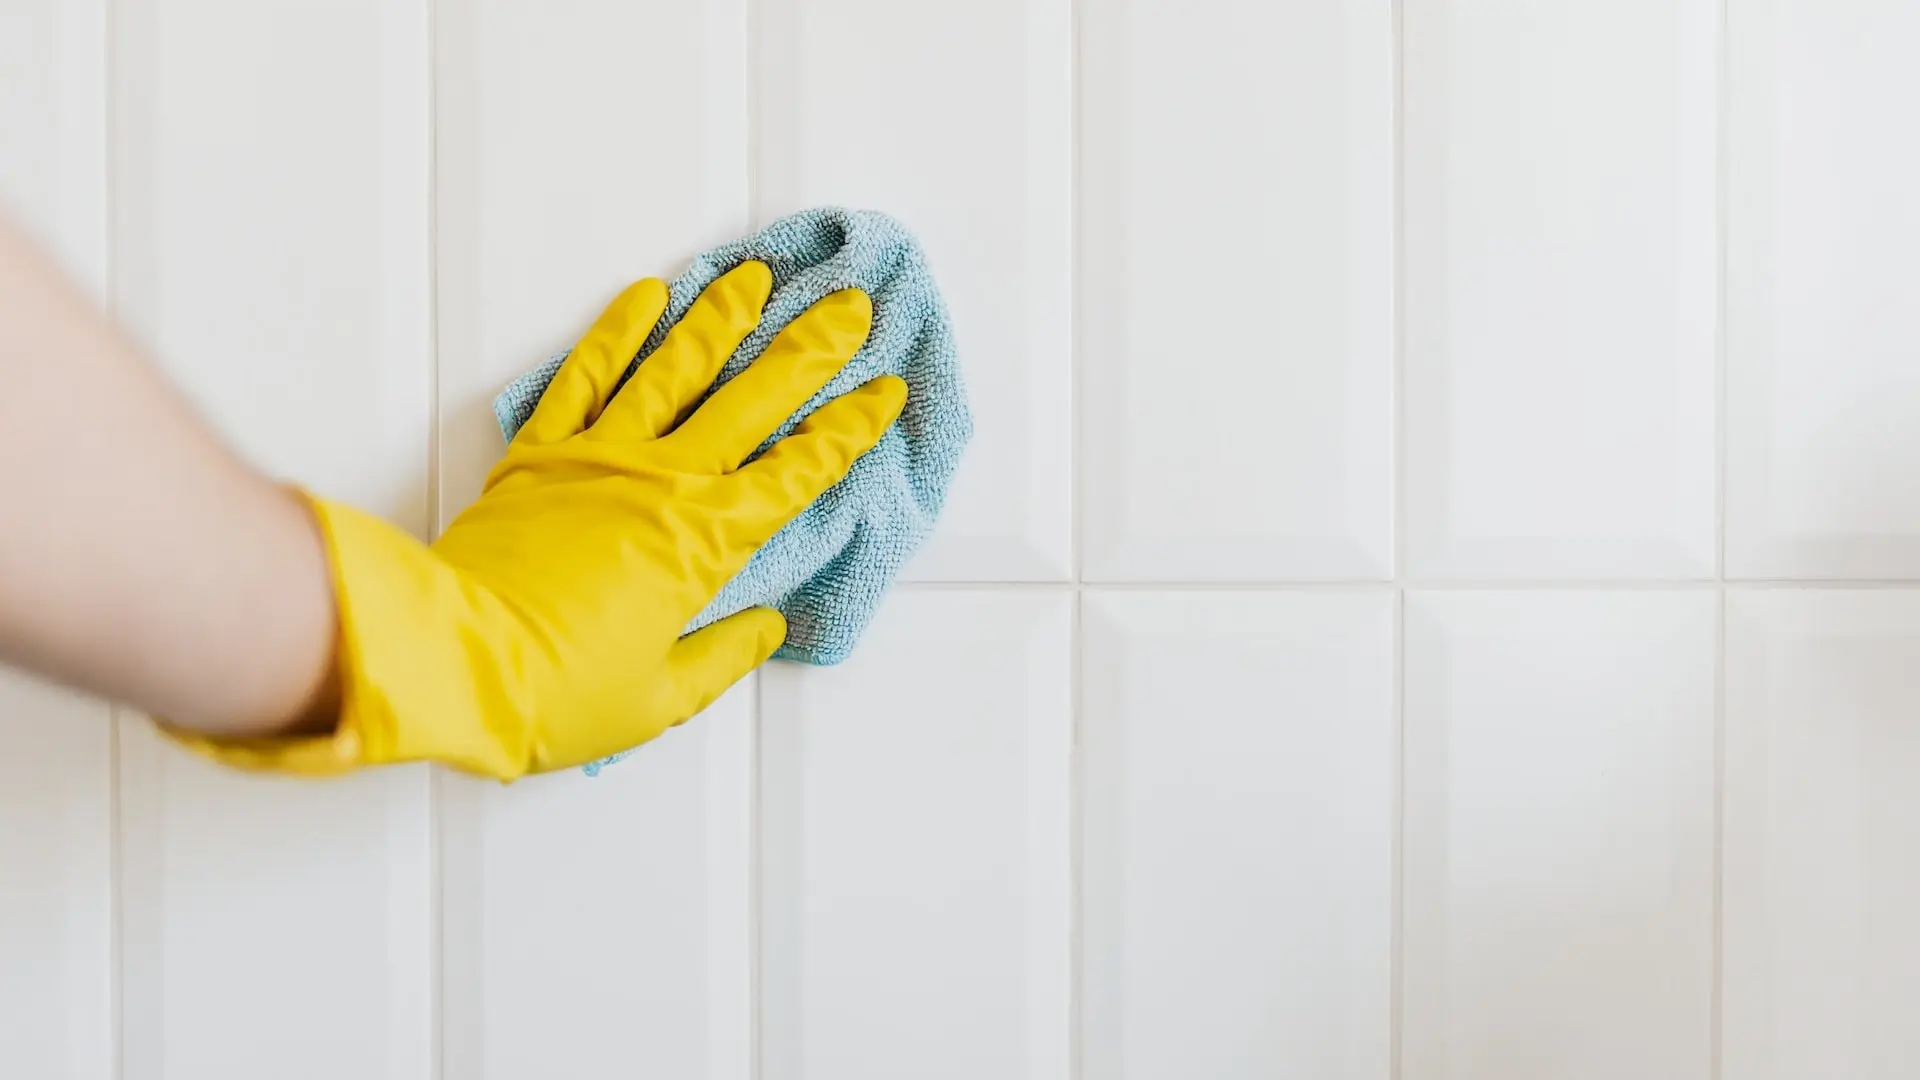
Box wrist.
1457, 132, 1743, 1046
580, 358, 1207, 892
248, 485, 346, 736
171, 481, 343, 739
159, 494, 535, 779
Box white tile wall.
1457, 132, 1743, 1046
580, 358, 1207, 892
4, 2, 1920, 1078
1725, 0, 1920, 579
1080, 0, 1395, 582
1081, 591, 1395, 1080
1724, 590, 1920, 1080
0, 4, 114, 1079
108, 0, 434, 1076
1401, 591, 1717, 1080
1403, 0, 1719, 580
0, 675, 112, 1080
430, 5, 752, 1077
0, 0, 105, 288
758, 0, 1075, 581
439, 691, 752, 1080
760, 592, 1072, 1080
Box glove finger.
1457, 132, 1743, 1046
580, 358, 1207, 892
733, 375, 908, 538
531, 610, 783, 774
589, 261, 772, 443
517, 278, 668, 445
664, 289, 872, 473
661, 607, 787, 721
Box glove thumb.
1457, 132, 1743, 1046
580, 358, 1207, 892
665, 607, 787, 720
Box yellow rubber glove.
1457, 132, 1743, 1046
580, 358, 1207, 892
162, 261, 906, 780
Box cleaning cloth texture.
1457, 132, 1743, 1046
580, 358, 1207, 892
493, 207, 970, 773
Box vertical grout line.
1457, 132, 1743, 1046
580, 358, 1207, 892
1711, 584, 1727, 1080
101, 1, 125, 1074
1066, 0, 1084, 1074
1387, 0, 1407, 579
1389, 0, 1408, 597
1390, 589, 1407, 1080
746, 0, 763, 233
1067, 0, 1084, 592
1066, 0, 1087, 1076
744, 3, 765, 1078
1712, 2, 1730, 1076
422, 0, 444, 1076
101, 0, 116, 314
1714, 0, 1730, 587
749, 672, 764, 1080
423, 0, 442, 546
1067, 589, 1085, 1080
1388, 0, 1408, 1074
108, 707, 123, 1080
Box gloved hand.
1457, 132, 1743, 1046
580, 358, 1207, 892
162, 261, 905, 780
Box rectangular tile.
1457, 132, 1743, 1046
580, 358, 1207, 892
1403, 0, 1718, 580
1724, 590, 1920, 1080
1081, 591, 1395, 1080
117, 734, 432, 1080
0, 672, 113, 1080
760, 592, 1072, 1080
434, 0, 748, 513
0, 0, 106, 291
1402, 591, 1717, 1080
756, 0, 1072, 580
115, 0, 432, 524
0, 6, 114, 1078
112, 1, 434, 1076
439, 689, 751, 1080
1080, 0, 1394, 582
432, 2, 752, 1076
1726, 0, 1920, 577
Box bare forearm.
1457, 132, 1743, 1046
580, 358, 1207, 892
0, 213, 335, 737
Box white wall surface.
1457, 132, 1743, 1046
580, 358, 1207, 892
3, 1, 1919, 1078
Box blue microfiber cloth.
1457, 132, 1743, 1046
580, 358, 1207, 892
493, 207, 970, 774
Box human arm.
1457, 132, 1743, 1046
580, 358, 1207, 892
0, 208, 903, 776
0, 212, 339, 737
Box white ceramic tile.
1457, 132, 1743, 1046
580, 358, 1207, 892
756, 0, 1072, 581
1401, 591, 1717, 1080
114, 0, 431, 527
1081, 592, 1395, 1080
117, 731, 432, 1080
0, 671, 113, 1080
432, 4, 752, 1075
0, 7, 114, 1077
1080, 0, 1394, 582
434, 0, 748, 513
111, 1, 434, 1076
760, 592, 1072, 1080
438, 688, 751, 1080
0, 0, 106, 293
1403, 0, 1718, 580
1726, 0, 1920, 578
1724, 590, 1920, 1079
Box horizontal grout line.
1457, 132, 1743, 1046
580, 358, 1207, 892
895, 578, 1920, 592
1715, 579, 1920, 590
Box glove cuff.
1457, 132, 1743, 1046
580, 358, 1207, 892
157, 491, 531, 780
